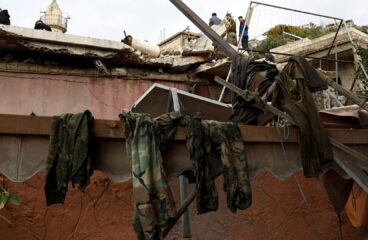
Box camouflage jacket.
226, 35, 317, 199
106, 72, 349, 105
45, 110, 94, 205
122, 112, 182, 240
183, 115, 252, 214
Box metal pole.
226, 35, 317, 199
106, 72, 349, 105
335, 51, 339, 101
218, 64, 232, 102
327, 20, 343, 56
162, 189, 198, 238
170, 87, 191, 238
179, 176, 191, 238
250, 1, 343, 21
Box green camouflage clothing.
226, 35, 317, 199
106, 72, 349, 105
122, 111, 182, 240
272, 71, 333, 178
183, 115, 252, 214
45, 110, 94, 205
225, 18, 237, 45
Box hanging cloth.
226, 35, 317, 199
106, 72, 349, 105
45, 110, 94, 205
183, 114, 252, 214
122, 111, 182, 240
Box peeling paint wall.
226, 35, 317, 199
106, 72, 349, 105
0, 172, 362, 240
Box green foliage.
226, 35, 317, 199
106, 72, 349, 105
0, 186, 21, 224
253, 24, 332, 59
354, 46, 368, 97
266, 24, 301, 37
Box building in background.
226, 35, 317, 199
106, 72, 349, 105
40, 0, 69, 33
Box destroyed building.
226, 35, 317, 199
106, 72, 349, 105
0, 1, 368, 240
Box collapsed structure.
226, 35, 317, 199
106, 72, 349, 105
0, 0, 368, 239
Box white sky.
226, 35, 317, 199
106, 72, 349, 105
0, 0, 367, 43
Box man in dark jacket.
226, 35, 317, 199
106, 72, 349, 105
238, 16, 249, 50
34, 20, 52, 31
0, 9, 10, 25
209, 13, 221, 26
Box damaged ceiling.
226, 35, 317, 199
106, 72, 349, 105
0, 24, 232, 77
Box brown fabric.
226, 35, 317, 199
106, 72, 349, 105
285, 56, 328, 92
230, 59, 278, 125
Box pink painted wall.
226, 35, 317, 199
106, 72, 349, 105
0, 72, 194, 119
0, 71, 363, 239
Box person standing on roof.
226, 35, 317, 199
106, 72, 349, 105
34, 20, 52, 31
238, 16, 249, 50
224, 13, 237, 45
0, 9, 10, 25
265, 51, 275, 63
209, 13, 221, 26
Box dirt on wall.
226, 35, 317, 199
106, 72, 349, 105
0, 171, 363, 240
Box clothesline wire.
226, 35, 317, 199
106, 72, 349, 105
275, 121, 325, 240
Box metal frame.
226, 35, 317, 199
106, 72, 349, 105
169, 88, 192, 238
249, 1, 368, 82
249, 1, 343, 59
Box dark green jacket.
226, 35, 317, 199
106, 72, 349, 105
45, 110, 94, 205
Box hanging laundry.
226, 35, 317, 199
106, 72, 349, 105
122, 111, 182, 240
230, 56, 278, 124
272, 69, 333, 178
183, 114, 252, 214
285, 56, 328, 92
45, 110, 94, 205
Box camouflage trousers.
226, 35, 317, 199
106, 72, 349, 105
226, 32, 237, 46
121, 112, 182, 240
183, 115, 252, 214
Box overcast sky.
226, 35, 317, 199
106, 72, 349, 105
0, 0, 367, 43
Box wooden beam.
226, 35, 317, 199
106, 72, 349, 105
1, 114, 367, 145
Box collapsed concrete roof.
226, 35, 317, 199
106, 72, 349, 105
271, 28, 368, 63
0, 24, 219, 72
